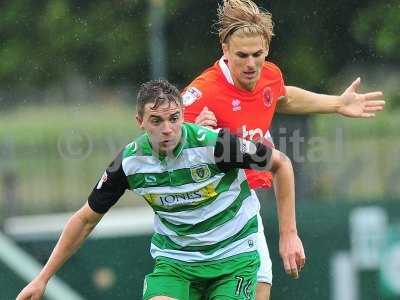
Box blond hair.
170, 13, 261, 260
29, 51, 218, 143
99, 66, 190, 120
216, 0, 274, 46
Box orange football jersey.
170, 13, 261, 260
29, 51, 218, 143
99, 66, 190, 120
183, 57, 286, 189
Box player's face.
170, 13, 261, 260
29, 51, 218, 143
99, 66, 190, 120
223, 34, 268, 91
137, 101, 184, 155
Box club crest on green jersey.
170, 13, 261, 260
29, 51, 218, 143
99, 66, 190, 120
190, 164, 211, 182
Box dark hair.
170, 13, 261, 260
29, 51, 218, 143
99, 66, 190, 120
136, 79, 182, 117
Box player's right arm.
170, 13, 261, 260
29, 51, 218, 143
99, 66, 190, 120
16, 204, 104, 300
192, 106, 218, 128
17, 150, 128, 300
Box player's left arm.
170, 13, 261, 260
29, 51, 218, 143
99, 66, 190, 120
277, 78, 385, 118
214, 129, 305, 279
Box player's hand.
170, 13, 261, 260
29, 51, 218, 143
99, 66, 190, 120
195, 106, 217, 128
279, 231, 306, 279
337, 77, 385, 118
16, 278, 47, 300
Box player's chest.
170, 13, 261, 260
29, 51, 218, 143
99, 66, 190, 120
210, 94, 276, 135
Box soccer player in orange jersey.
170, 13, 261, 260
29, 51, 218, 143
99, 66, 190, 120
183, 1, 385, 299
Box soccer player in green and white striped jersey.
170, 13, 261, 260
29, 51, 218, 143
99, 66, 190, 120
17, 79, 305, 300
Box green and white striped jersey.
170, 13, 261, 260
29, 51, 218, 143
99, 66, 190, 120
89, 122, 272, 262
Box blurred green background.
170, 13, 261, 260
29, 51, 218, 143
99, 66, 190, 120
0, 0, 399, 215
0, 0, 399, 299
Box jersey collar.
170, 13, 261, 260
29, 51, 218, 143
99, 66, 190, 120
218, 56, 235, 86
145, 124, 187, 161
172, 124, 187, 158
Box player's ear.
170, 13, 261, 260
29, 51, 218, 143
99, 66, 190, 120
222, 42, 229, 57
136, 114, 144, 129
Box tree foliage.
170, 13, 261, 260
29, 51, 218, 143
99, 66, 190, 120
0, 0, 397, 97
352, 1, 400, 60
0, 0, 183, 88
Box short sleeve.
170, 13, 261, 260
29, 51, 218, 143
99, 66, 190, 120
182, 86, 209, 123
88, 150, 129, 214
278, 66, 286, 99
214, 129, 273, 173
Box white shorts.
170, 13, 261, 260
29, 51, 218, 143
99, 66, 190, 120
256, 213, 272, 284
251, 190, 273, 285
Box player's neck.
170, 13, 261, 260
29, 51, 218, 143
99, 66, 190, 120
220, 58, 257, 92
232, 77, 256, 92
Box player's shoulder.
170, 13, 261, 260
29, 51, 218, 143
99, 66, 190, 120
122, 133, 152, 159
182, 62, 222, 106
194, 62, 220, 83
122, 140, 138, 159
186, 62, 221, 90
262, 61, 283, 77
183, 122, 219, 148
